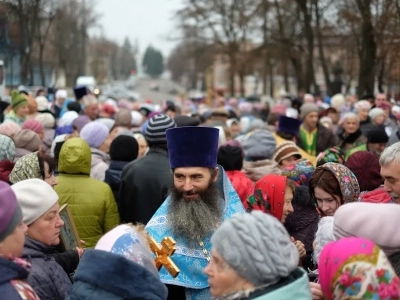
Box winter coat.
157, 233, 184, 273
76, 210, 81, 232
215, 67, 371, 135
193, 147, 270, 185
388, 122, 400, 146
225, 170, 253, 209
0, 159, 15, 183
22, 237, 72, 300
0, 256, 40, 300
242, 159, 281, 183
42, 129, 55, 156
242, 268, 311, 300
67, 250, 168, 300
360, 118, 372, 135
335, 129, 367, 158
359, 187, 392, 203
14, 148, 33, 162
104, 160, 129, 209
52, 247, 80, 277
119, 147, 171, 224
4, 110, 25, 126
55, 138, 120, 248
90, 148, 110, 181
297, 123, 336, 156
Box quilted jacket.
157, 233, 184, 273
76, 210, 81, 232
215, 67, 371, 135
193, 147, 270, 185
55, 138, 120, 248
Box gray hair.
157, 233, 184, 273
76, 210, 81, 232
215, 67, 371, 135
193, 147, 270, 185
313, 216, 335, 264
380, 142, 400, 166
342, 112, 360, 123
82, 95, 98, 106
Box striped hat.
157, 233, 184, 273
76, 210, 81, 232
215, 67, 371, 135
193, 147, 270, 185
145, 114, 176, 144
273, 141, 301, 164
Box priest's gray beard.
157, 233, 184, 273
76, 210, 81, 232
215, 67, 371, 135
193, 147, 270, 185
168, 179, 223, 245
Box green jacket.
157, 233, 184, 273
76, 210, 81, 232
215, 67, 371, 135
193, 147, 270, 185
55, 138, 120, 248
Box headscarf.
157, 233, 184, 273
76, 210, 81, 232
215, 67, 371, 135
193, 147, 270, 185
319, 237, 400, 300
316, 162, 360, 204
9, 152, 41, 184
316, 147, 345, 167
247, 174, 287, 220
281, 158, 315, 186
0, 134, 16, 161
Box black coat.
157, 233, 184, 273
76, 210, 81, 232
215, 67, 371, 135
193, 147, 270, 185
297, 123, 336, 155
119, 148, 171, 224
104, 160, 130, 208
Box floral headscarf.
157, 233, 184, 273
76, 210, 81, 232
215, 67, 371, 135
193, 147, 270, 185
319, 237, 400, 300
281, 158, 315, 186
247, 174, 287, 220
9, 152, 41, 184
317, 147, 345, 167
317, 162, 360, 204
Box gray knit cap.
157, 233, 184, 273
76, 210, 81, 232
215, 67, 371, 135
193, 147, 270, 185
145, 114, 176, 144
242, 130, 276, 161
300, 103, 319, 119
211, 211, 299, 286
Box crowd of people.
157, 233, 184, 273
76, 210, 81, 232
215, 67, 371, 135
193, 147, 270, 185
0, 86, 400, 300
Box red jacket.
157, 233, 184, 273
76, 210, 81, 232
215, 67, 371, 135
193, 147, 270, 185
359, 187, 392, 203
225, 170, 254, 209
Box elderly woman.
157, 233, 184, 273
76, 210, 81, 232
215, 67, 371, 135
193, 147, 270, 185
204, 211, 312, 299
0, 181, 40, 300
336, 112, 367, 157
11, 179, 72, 300
354, 100, 372, 133
309, 163, 360, 217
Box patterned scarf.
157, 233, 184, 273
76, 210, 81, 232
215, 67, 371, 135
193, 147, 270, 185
10, 257, 41, 300
319, 237, 400, 300
299, 125, 317, 156
0, 134, 16, 161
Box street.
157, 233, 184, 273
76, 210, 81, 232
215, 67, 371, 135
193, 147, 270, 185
134, 77, 183, 104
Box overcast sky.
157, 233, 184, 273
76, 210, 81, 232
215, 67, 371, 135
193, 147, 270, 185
91, 0, 183, 57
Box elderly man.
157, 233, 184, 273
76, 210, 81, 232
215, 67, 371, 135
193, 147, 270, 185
146, 126, 245, 300
380, 142, 400, 203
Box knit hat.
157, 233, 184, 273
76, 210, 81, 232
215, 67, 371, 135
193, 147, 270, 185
345, 151, 382, 192
59, 111, 79, 127
131, 111, 143, 126
354, 100, 372, 112
174, 115, 200, 127
22, 119, 44, 135
115, 109, 132, 127
369, 108, 385, 121
101, 104, 116, 116
109, 135, 138, 162
243, 130, 276, 161
95, 224, 159, 277
13, 130, 41, 152
271, 104, 286, 115
72, 115, 90, 132
333, 202, 400, 256
10, 90, 28, 112
273, 142, 301, 164
0, 134, 16, 162
35, 96, 48, 111
80, 122, 109, 148
316, 147, 345, 167
0, 181, 23, 242
217, 144, 243, 171
300, 103, 319, 119
145, 114, 176, 144
55, 89, 68, 99
282, 158, 315, 186
211, 211, 299, 286
0, 122, 21, 137
366, 126, 388, 144
11, 179, 58, 225
9, 152, 41, 184
35, 113, 55, 129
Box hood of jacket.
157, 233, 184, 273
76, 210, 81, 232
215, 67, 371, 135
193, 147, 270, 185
242, 159, 281, 182
58, 137, 91, 175
0, 160, 14, 183
72, 249, 168, 300
0, 256, 29, 284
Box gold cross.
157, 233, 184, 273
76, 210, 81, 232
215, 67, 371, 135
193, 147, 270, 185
148, 236, 180, 278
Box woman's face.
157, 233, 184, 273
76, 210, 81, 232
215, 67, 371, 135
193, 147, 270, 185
357, 109, 369, 122
204, 249, 253, 297
342, 118, 359, 134
27, 202, 64, 246
16, 104, 29, 118
0, 220, 27, 258
281, 186, 294, 223
279, 155, 299, 169
374, 114, 386, 125
137, 138, 148, 158
43, 162, 57, 188
314, 186, 341, 216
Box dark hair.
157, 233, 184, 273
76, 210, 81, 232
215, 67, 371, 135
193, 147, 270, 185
267, 112, 280, 126
37, 150, 55, 179
309, 168, 342, 213
276, 130, 295, 141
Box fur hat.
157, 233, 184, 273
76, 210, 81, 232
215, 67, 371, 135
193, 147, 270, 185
217, 144, 243, 171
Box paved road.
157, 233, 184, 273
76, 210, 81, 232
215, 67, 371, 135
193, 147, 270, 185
134, 78, 183, 104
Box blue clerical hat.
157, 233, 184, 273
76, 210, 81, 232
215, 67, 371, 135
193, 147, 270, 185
166, 127, 219, 169
73, 86, 88, 100
278, 115, 302, 136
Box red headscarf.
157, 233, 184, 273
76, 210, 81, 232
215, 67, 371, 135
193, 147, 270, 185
247, 174, 287, 220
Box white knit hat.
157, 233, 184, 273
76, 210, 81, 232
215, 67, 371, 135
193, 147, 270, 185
11, 179, 59, 225
369, 108, 385, 121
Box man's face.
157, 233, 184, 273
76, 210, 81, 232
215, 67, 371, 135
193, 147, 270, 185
84, 104, 99, 120
375, 94, 387, 107
169, 167, 222, 242
368, 143, 386, 156
342, 118, 360, 134
381, 161, 400, 202
304, 112, 319, 129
